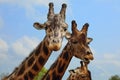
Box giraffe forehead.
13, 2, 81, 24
52, 14, 65, 23
54, 14, 62, 19
47, 22, 67, 30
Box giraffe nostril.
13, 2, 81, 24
53, 40, 56, 43
86, 52, 91, 55
53, 40, 59, 43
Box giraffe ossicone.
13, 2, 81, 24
42, 20, 94, 80
2, 2, 70, 80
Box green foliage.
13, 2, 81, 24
34, 67, 47, 80
109, 75, 120, 80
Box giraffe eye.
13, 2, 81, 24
72, 41, 78, 44
81, 75, 86, 78
71, 39, 78, 44
64, 28, 67, 31
87, 52, 91, 55
45, 27, 48, 30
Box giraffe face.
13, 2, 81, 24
45, 14, 68, 51
78, 61, 91, 80
68, 70, 77, 80
78, 71, 90, 80
33, 3, 69, 51
78, 61, 90, 80
68, 61, 91, 80
69, 21, 94, 62
68, 69, 89, 80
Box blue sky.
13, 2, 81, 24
0, 0, 120, 80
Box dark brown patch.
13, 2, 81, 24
46, 74, 50, 80
38, 56, 45, 65
32, 63, 39, 72
35, 43, 42, 56
57, 61, 65, 73
52, 71, 61, 80
80, 34, 86, 44
17, 64, 25, 76
63, 51, 69, 60
28, 71, 34, 79
28, 57, 35, 67
43, 43, 49, 55
24, 73, 28, 80
9, 77, 14, 80
88, 70, 92, 80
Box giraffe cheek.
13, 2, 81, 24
74, 53, 83, 60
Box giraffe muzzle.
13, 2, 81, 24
52, 39, 59, 43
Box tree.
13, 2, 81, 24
109, 75, 120, 80
34, 67, 47, 80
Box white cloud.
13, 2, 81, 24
103, 53, 120, 67
0, 39, 8, 52
94, 52, 120, 64
0, 36, 40, 73
12, 36, 39, 56
0, 39, 8, 64
103, 53, 117, 60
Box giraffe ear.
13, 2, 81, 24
33, 22, 46, 30
87, 38, 93, 44
65, 31, 71, 40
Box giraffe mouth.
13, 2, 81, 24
49, 42, 62, 51
83, 58, 90, 64
53, 45, 61, 51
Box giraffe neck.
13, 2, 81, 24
5, 37, 52, 80
42, 42, 73, 80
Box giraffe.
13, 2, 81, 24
42, 20, 94, 80
67, 61, 92, 80
2, 2, 70, 80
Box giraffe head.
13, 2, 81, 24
69, 20, 94, 62
68, 61, 91, 80
33, 2, 70, 51
78, 61, 91, 80
67, 70, 76, 80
